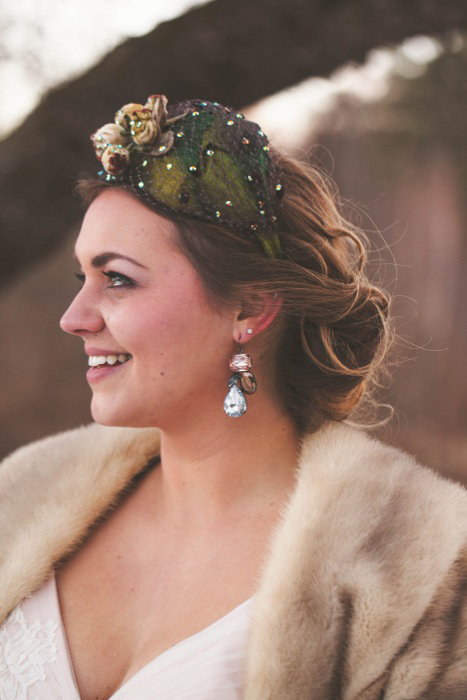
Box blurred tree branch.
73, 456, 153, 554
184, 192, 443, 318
2, 0, 467, 289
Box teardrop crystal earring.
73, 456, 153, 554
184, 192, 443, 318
223, 346, 257, 418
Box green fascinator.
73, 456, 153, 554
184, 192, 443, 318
91, 95, 284, 257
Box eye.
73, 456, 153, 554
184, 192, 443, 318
75, 272, 85, 286
103, 271, 134, 288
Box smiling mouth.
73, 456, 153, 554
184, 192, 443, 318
88, 354, 132, 368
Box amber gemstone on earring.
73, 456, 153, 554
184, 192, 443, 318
229, 353, 252, 371
240, 371, 257, 395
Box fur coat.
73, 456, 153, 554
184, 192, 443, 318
0, 420, 466, 699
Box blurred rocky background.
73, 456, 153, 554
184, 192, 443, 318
0, 0, 466, 482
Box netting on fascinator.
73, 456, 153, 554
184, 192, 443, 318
91, 95, 284, 257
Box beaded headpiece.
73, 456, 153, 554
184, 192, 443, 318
91, 95, 284, 257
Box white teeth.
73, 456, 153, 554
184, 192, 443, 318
88, 354, 131, 367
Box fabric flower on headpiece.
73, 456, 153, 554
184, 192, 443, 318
92, 94, 186, 176
114, 102, 146, 129
91, 123, 127, 160
115, 103, 155, 146
101, 145, 131, 176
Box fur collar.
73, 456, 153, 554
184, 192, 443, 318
0, 423, 160, 623
1, 421, 466, 698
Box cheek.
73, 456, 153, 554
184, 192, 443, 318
117, 299, 204, 362
109, 279, 228, 372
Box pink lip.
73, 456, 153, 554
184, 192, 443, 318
86, 358, 132, 385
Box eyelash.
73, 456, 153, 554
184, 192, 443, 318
75, 271, 135, 288
104, 271, 134, 288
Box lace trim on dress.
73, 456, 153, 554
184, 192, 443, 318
0, 606, 58, 700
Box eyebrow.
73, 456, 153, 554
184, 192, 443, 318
73, 252, 148, 269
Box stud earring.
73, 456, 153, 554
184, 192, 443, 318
223, 345, 257, 418
246, 328, 253, 335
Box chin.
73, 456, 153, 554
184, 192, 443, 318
91, 400, 135, 428
91, 412, 129, 428
90, 397, 159, 428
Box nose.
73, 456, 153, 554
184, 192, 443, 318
60, 288, 105, 336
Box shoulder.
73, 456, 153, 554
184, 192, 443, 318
293, 420, 467, 543
0, 423, 160, 623
246, 422, 467, 698
0, 422, 160, 484
0, 421, 161, 543
0, 422, 161, 537
282, 421, 467, 588
265, 420, 466, 573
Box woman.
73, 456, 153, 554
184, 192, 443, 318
0, 95, 466, 700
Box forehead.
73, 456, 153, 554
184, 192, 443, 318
75, 188, 178, 260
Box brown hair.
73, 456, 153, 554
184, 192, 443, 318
77, 149, 391, 435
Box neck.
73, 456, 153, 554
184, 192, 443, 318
154, 391, 300, 524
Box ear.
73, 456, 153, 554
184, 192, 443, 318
233, 292, 282, 344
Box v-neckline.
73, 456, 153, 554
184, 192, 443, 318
50, 573, 254, 698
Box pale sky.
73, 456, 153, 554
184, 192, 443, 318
0, 0, 211, 135
0, 0, 443, 147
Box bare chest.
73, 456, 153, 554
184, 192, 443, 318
55, 487, 275, 700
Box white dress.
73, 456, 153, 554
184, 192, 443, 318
0, 575, 254, 699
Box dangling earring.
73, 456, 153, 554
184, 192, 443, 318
223, 345, 257, 418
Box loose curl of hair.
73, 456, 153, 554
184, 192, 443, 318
77, 149, 391, 435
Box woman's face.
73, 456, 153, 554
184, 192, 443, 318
60, 188, 238, 429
